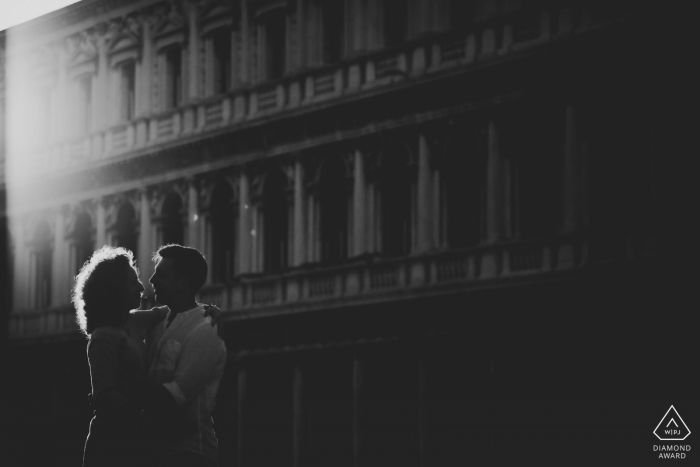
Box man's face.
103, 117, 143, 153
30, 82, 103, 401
125, 267, 145, 311
149, 257, 182, 306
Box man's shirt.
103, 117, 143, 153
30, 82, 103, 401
147, 304, 227, 462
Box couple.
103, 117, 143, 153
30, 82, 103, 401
73, 244, 227, 467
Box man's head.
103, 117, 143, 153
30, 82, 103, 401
150, 244, 208, 307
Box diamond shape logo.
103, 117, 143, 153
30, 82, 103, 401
654, 405, 691, 441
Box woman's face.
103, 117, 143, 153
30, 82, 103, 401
124, 267, 145, 312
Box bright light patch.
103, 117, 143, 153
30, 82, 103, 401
0, 1, 83, 32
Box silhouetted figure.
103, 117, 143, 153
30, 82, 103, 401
145, 244, 227, 467
74, 246, 167, 467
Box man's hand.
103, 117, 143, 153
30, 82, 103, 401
203, 304, 225, 339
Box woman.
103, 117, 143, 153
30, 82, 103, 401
73, 246, 220, 466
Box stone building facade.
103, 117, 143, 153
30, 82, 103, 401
1, 0, 698, 465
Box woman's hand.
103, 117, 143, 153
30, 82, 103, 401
203, 304, 225, 338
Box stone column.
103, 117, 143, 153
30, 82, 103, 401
293, 364, 304, 467
558, 105, 587, 269
94, 34, 110, 131
251, 204, 260, 273
237, 369, 247, 467
352, 150, 366, 256
562, 105, 582, 234
138, 189, 153, 293
51, 46, 69, 144
138, 17, 154, 117
185, 3, 202, 101
240, 0, 250, 84
293, 160, 306, 266
238, 171, 251, 274
418, 355, 428, 467
230, 20, 240, 89
50, 207, 69, 307
482, 120, 507, 276
95, 198, 107, 249
352, 356, 364, 467
187, 179, 200, 250
485, 120, 505, 243
296, 0, 306, 69
12, 219, 28, 311
416, 133, 432, 253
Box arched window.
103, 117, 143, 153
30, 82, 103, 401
377, 143, 414, 258
162, 45, 183, 110
504, 106, 561, 240
113, 202, 138, 256
587, 105, 653, 259
29, 221, 52, 309
210, 182, 237, 282
439, 123, 486, 249
161, 192, 185, 246
317, 157, 350, 263
320, 0, 344, 63
383, 0, 408, 47
207, 27, 232, 96
71, 211, 94, 274
258, 7, 287, 81
261, 169, 290, 273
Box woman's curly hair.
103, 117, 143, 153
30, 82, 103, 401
72, 246, 140, 338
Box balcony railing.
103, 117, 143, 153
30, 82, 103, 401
193, 232, 589, 316
7, 3, 620, 173
10, 229, 659, 340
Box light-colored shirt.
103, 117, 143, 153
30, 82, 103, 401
147, 304, 227, 462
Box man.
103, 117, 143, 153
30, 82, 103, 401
145, 244, 227, 467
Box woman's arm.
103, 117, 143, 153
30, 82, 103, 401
128, 307, 169, 335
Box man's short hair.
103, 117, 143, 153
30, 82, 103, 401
153, 244, 208, 294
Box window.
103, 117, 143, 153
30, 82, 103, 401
377, 144, 413, 258
163, 46, 183, 110
261, 169, 289, 273
113, 202, 138, 257
210, 28, 232, 95
161, 193, 184, 246
27, 88, 51, 143
504, 107, 561, 240
383, 0, 407, 47
210, 182, 237, 282
76, 75, 92, 134
30, 221, 52, 310
450, 0, 475, 32
119, 61, 136, 122
261, 9, 287, 80
321, 0, 344, 63
439, 125, 486, 249
72, 212, 94, 275
317, 158, 349, 263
